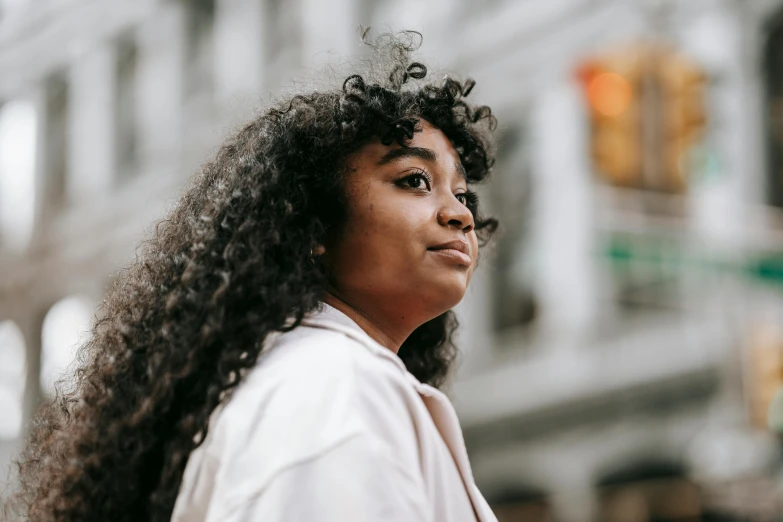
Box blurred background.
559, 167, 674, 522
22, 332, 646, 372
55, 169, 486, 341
1, 0, 783, 520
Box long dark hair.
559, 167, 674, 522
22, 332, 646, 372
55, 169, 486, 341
7, 32, 497, 522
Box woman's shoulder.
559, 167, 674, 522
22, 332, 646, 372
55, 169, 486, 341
206, 322, 417, 458
177, 323, 428, 519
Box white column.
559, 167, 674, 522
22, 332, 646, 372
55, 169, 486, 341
67, 44, 115, 202
527, 78, 596, 344
0, 95, 39, 251
683, 7, 745, 252
214, 0, 265, 106
300, 0, 358, 68
136, 1, 186, 171
31, 84, 49, 234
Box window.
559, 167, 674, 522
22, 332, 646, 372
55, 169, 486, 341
488, 487, 552, 522
40, 296, 93, 396
0, 99, 37, 252
266, 0, 284, 60
115, 33, 139, 181
598, 463, 700, 522
0, 320, 26, 440
604, 232, 686, 316
264, 0, 301, 81
765, 10, 783, 207
44, 72, 69, 209
491, 124, 537, 332
185, 0, 215, 97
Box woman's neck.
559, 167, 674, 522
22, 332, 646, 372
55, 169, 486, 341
321, 291, 410, 353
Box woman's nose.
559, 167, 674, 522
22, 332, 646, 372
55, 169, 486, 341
437, 196, 475, 233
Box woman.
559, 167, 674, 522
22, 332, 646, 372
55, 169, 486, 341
9, 33, 499, 521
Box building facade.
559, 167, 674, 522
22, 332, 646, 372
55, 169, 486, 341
1, 0, 783, 520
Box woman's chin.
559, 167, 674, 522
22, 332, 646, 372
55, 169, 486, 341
420, 281, 469, 315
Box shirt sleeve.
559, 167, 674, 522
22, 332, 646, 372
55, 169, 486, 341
220, 432, 432, 522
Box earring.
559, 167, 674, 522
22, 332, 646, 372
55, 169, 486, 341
310, 244, 325, 263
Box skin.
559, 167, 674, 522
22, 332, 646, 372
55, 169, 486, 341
321, 119, 479, 353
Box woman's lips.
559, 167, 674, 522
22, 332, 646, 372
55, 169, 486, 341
427, 247, 472, 267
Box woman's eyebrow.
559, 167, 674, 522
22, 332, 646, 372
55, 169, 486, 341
377, 146, 437, 165
455, 161, 467, 181
377, 146, 467, 183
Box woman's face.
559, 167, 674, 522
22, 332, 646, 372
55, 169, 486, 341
325, 120, 479, 325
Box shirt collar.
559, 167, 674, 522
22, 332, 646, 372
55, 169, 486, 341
300, 302, 440, 396
299, 304, 487, 519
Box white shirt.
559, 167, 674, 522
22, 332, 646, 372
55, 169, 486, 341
171, 303, 497, 522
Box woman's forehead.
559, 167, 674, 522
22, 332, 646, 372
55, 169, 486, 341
349, 120, 461, 168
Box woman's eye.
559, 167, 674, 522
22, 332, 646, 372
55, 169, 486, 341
407, 176, 425, 188
400, 171, 431, 191
456, 191, 480, 215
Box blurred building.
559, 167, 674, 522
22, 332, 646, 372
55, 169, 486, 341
450, 0, 783, 520
2, 0, 783, 521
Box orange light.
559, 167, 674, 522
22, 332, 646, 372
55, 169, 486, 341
587, 72, 632, 117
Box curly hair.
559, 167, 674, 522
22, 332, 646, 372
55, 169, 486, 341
6, 32, 497, 522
